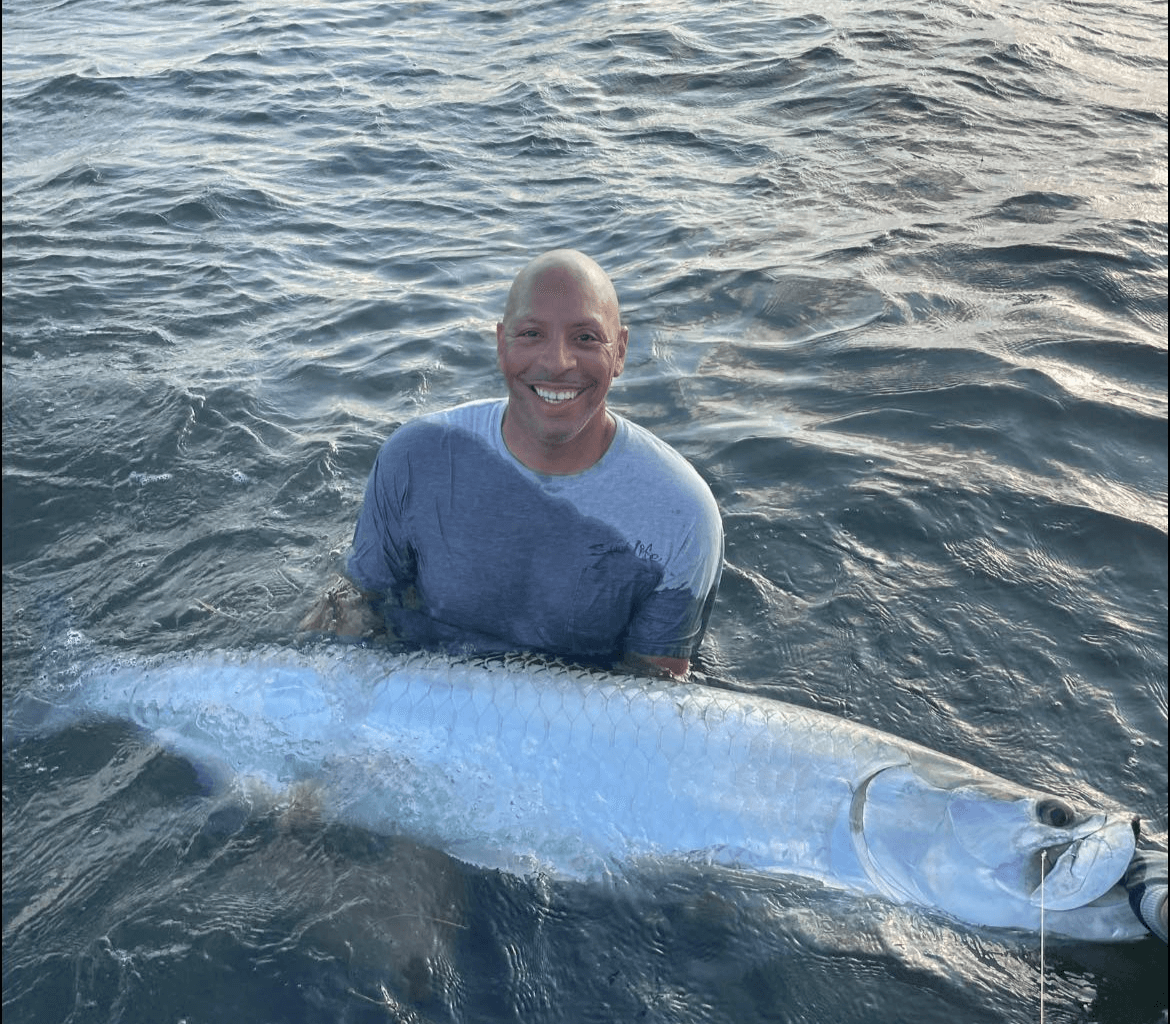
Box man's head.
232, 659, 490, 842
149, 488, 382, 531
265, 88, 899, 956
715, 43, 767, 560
496, 249, 628, 473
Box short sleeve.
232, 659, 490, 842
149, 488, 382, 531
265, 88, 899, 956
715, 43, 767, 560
346, 431, 417, 597
622, 490, 724, 660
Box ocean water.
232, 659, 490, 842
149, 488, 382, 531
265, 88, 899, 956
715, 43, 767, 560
2, 0, 1166, 1021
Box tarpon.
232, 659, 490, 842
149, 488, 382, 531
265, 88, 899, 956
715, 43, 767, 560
12, 644, 1157, 941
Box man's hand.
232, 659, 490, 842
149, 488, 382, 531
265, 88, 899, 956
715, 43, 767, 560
623, 652, 689, 681
298, 578, 382, 639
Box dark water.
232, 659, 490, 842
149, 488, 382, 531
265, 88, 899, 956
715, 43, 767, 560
3, 1, 1166, 1021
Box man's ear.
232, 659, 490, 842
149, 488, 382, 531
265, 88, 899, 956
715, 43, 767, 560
496, 321, 506, 370
613, 324, 629, 378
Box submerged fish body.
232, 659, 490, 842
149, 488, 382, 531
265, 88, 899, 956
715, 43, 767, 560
23, 645, 1149, 941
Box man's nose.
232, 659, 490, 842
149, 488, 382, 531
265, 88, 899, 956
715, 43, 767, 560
537, 334, 575, 376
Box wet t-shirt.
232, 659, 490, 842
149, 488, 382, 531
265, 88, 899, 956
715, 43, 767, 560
347, 399, 723, 663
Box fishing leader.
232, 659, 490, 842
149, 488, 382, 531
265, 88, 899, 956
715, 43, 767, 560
300, 249, 723, 679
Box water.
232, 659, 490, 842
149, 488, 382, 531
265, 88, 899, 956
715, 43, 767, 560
2, 0, 1166, 1021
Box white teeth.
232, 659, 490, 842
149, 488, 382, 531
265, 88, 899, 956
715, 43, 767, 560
533, 386, 581, 403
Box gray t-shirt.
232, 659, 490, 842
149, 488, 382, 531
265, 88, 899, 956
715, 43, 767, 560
347, 399, 723, 664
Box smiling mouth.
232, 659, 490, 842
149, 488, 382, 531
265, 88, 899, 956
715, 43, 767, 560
530, 385, 585, 404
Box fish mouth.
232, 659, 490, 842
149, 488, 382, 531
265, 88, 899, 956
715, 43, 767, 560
1034, 840, 1074, 885
1027, 818, 1139, 910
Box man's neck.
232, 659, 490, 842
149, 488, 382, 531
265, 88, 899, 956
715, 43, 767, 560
501, 406, 616, 475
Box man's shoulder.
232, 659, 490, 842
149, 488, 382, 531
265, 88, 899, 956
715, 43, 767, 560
609, 414, 718, 509
400, 397, 503, 432
384, 398, 504, 449
615, 414, 692, 466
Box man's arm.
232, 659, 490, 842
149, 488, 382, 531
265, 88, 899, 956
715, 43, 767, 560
306, 426, 419, 641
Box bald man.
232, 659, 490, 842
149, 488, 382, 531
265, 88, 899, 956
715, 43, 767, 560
302, 250, 723, 679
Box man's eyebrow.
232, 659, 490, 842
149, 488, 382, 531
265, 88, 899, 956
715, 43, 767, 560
511, 316, 605, 329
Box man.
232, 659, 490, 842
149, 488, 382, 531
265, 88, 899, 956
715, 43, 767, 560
301, 249, 722, 679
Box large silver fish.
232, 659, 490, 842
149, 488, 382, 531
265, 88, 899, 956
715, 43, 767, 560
18, 644, 1156, 941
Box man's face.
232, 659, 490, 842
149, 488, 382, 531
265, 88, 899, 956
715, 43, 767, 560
496, 265, 628, 459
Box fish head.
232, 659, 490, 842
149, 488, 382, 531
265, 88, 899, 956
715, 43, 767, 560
851, 758, 1146, 940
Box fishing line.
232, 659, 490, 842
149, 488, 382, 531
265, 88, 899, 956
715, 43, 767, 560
1039, 849, 1046, 1024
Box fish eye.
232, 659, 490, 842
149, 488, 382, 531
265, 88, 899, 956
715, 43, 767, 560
1035, 798, 1075, 828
